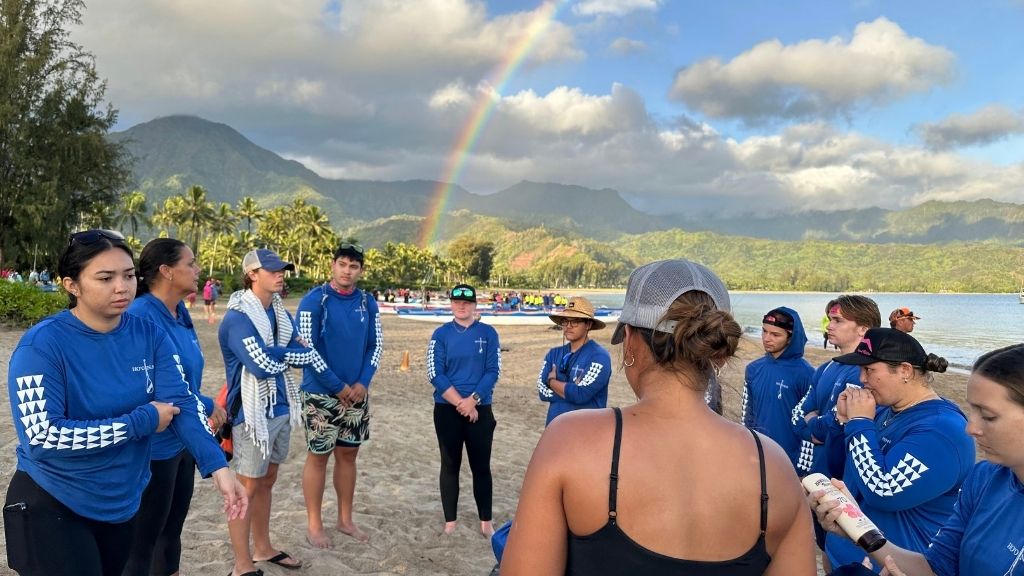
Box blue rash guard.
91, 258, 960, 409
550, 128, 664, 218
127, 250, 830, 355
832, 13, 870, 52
128, 293, 215, 460
7, 311, 225, 522
427, 320, 501, 404
742, 307, 814, 469
219, 299, 337, 424
296, 285, 382, 395
791, 360, 862, 476
924, 461, 1024, 576
823, 398, 974, 571
536, 339, 612, 425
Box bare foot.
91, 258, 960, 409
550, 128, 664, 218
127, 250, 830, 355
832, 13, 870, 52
306, 528, 333, 549
443, 521, 457, 535
480, 520, 495, 537
337, 522, 370, 543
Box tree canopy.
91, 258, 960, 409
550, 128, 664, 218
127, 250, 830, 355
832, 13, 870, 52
0, 0, 131, 270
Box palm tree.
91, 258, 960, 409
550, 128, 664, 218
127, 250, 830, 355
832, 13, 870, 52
236, 196, 263, 235
115, 191, 151, 238
203, 203, 238, 275
291, 199, 335, 277
179, 185, 215, 253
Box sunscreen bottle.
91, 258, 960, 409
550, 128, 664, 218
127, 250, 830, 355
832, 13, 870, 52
802, 473, 887, 552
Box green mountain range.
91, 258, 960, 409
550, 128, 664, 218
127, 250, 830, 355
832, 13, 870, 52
110, 115, 1024, 291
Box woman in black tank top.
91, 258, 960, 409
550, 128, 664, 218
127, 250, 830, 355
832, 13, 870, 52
501, 260, 816, 575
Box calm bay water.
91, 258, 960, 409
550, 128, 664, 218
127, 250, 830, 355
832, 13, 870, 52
579, 291, 1024, 370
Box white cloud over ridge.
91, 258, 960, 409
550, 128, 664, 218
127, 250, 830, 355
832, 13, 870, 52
68, 2, 1022, 216
915, 104, 1024, 150
669, 18, 956, 124
573, 0, 662, 17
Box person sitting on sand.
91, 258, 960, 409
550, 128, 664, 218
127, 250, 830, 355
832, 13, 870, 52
537, 296, 612, 426
501, 259, 815, 575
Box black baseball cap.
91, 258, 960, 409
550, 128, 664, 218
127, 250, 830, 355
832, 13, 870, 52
834, 327, 928, 367
762, 308, 794, 333
450, 284, 477, 303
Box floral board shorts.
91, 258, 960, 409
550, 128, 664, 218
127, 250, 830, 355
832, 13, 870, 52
301, 391, 371, 454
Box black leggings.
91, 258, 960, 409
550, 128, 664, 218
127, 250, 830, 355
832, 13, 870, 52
123, 450, 196, 576
4, 470, 137, 576
433, 403, 496, 522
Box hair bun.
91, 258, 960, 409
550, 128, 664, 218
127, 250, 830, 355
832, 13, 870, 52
924, 353, 948, 374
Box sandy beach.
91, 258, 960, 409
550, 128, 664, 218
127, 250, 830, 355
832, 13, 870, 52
0, 309, 970, 575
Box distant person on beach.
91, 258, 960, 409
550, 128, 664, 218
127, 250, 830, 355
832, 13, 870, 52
537, 296, 612, 426
4, 229, 245, 576
818, 328, 973, 572
501, 259, 816, 575
792, 295, 880, 478
219, 249, 340, 574
297, 242, 382, 548
809, 344, 1024, 575
123, 238, 228, 576
743, 307, 814, 471
888, 307, 920, 333
427, 283, 501, 537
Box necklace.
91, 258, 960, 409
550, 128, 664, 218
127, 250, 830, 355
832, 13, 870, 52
453, 321, 470, 334
882, 393, 938, 428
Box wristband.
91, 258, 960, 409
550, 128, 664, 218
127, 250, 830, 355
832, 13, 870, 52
844, 416, 873, 426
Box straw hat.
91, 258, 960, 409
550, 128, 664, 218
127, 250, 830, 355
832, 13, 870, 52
549, 296, 605, 330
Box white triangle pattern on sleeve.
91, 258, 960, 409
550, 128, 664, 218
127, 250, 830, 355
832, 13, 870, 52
850, 433, 929, 497
16, 374, 127, 449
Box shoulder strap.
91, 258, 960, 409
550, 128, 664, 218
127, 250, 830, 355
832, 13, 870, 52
608, 407, 623, 522
748, 428, 769, 535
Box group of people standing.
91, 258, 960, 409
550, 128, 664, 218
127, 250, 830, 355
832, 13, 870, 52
5, 231, 1024, 576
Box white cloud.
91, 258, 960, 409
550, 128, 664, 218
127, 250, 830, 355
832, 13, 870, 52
669, 18, 955, 123
573, 0, 662, 17
915, 104, 1024, 150
609, 37, 647, 55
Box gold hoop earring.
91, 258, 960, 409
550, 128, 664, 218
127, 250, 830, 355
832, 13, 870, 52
623, 350, 636, 368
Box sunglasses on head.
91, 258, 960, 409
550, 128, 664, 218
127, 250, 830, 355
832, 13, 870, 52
68, 229, 126, 246
451, 287, 475, 298
339, 242, 364, 254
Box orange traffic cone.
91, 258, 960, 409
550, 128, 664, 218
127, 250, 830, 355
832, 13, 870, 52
399, 350, 410, 372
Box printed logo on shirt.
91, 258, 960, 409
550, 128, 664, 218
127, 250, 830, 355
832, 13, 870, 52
132, 358, 155, 393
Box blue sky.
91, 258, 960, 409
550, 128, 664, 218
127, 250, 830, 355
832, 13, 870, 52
73, 0, 1024, 214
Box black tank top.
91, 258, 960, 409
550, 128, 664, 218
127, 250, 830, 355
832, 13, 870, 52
566, 408, 772, 575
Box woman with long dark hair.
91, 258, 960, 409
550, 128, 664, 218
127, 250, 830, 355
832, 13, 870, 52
3, 230, 245, 576
122, 238, 228, 575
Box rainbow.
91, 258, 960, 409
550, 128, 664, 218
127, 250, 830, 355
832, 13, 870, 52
418, 1, 567, 247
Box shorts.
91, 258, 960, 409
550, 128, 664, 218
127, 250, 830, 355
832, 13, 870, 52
302, 391, 371, 454
203, 299, 214, 305
232, 414, 291, 478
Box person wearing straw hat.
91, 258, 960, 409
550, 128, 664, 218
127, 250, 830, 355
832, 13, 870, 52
537, 296, 612, 426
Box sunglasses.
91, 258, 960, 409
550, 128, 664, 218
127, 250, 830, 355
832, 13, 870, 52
68, 229, 126, 246
451, 287, 475, 298
338, 242, 364, 254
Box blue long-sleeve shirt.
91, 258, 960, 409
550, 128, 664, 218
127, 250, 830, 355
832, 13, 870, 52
742, 307, 813, 469
924, 461, 1024, 576
129, 293, 215, 460
823, 398, 974, 571
791, 360, 861, 475
219, 301, 335, 424
427, 320, 501, 404
537, 339, 612, 425
296, 285, 382, 395
7, 310, 226, 522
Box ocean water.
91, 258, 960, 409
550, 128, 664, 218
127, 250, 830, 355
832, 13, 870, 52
579, 291, 1024, 370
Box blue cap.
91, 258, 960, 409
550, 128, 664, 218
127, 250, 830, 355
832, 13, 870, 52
242, 249, 294, 273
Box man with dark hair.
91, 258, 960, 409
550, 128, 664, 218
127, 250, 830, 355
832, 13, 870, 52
742, 307, 814, 471
297, 242, 381, 548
